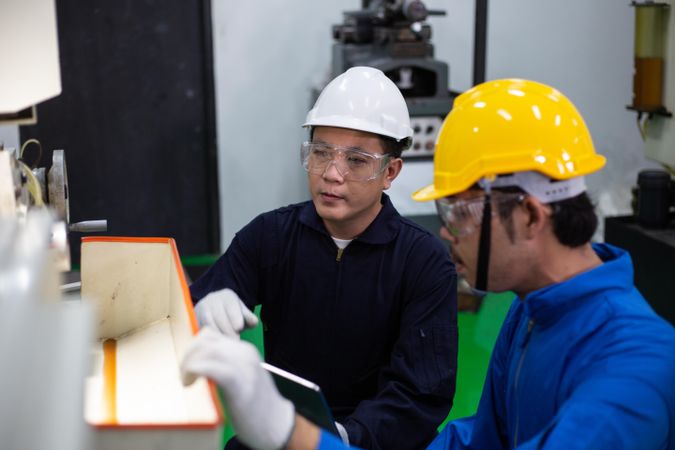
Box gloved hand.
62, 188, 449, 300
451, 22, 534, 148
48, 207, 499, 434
181, 327, 295, 450
194, 288, 259, 337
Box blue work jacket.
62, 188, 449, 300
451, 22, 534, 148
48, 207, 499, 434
427, 243, 675, 449
317, 243, 675, 450
190, 194, 458, 450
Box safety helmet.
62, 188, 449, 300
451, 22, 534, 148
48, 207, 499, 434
412, 79, 606, 202
304, 66, 413, 147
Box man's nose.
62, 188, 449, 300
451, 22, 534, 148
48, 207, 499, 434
439, 225, 458, 244
322, 160, 346, 182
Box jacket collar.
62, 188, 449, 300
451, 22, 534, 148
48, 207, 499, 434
521, 243, 633, 327
298, 193, 401, 245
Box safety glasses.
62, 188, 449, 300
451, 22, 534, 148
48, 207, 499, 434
300, 141, 391, 182
435, 193, 525, 237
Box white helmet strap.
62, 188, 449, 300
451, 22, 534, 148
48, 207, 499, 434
479, 171, 586, 203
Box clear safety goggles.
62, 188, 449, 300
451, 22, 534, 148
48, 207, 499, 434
435, 192, 525, 237
300, 141, 391, 182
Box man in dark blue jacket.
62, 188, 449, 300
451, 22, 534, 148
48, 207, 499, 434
189, 66, 458, 450
182, 78, 675, 450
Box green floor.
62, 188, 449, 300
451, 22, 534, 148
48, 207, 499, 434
441, 291, 513, 425
220, 292, 514, 445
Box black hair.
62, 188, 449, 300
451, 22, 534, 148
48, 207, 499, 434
549, 192, 598, 247
493, 187, 598, 247
379, 135, 409, 158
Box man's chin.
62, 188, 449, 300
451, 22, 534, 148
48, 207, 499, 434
312, 198, 339, 215
316, 208, 347, 223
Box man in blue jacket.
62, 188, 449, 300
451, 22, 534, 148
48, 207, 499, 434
414, 79, 675, 449
182, 79, 675, 450
188, 66, 457, 450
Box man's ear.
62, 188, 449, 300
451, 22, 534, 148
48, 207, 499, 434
521, 196, 553, 239
383, 158, 403, 190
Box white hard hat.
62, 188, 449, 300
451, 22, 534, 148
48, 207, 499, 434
304, 66, 413, 145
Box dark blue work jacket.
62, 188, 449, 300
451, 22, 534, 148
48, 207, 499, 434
190, 194, 458, 450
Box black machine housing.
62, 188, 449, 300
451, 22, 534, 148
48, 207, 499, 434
331, 0, 454, 158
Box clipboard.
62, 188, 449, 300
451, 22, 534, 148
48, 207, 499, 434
261, 362, 340, 437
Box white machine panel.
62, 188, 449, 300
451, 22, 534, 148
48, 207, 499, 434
403, 116, 444, 159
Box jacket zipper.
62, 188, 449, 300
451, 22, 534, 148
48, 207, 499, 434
336, 247, 344, 262
513, 318, 535, 448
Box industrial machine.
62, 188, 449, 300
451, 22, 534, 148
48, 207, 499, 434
605, 0, 675, 324
330, 0, 453, 159
0, 1, 110, 448
0, 140, 108, 265
0, 209, 94, 450
0, 0, 61, 123
1, 0, 107, 266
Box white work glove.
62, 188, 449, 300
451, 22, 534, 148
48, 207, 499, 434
194, 288, 259, 337
181, 327, 295, 450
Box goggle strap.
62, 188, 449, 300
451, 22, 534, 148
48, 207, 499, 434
475, 193, 492, 292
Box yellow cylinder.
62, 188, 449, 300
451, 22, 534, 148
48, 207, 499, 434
632, 4, 669, 111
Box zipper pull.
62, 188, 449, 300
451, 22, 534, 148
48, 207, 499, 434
336, 247, 344, 262
520, 319, 535, 348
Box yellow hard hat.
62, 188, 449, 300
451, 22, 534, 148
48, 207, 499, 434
412, 79, 606, 201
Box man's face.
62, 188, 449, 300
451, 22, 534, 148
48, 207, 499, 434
307, 126, 401, 238
438, 190, 530, 293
